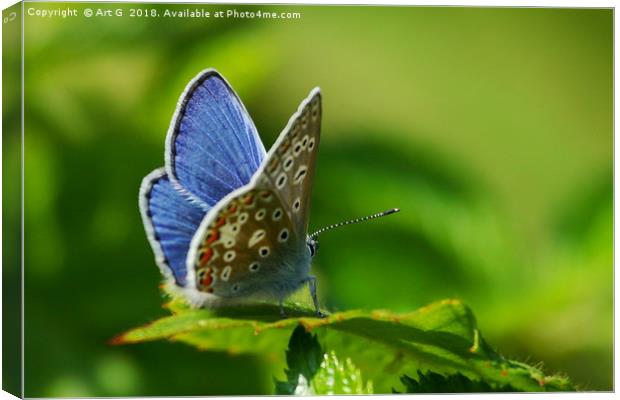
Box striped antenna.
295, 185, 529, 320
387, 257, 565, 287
309, 208, 400, 239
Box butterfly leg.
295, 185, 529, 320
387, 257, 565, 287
307, 276, 325, 318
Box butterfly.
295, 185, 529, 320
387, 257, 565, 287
139, 69, 398, 317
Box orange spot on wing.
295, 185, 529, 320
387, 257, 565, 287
214, 216, 226, 228
206, 230, 219, 245
243, 194, 254, 205
202, 268, 214, 287
199, 248, 213, 266
280, 141, 291, 153
267, 158, 278, 173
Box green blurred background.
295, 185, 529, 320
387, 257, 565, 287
7, 3, 612, 396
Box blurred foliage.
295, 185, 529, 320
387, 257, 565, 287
11, 2, 612, 396
115, 295, 573, 393
2, 3, 23, 396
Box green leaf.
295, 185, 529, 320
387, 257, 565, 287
311, 351, 374, 395
275, 326, 373, 395
395, 370, 515, 393
113, 293, 574, 393
274, 325, 323, 395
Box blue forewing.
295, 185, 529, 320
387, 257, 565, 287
141, 70, 266, 286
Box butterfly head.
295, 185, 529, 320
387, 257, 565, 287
307, 236, 319, 257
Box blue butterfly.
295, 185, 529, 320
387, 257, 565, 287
139, 69, 398, 316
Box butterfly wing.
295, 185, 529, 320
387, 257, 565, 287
139, 168, 208, 286
187, 188, 306, 298
260, 88, 321, 237
186, 88, 322, 298
165, 69, 267, 208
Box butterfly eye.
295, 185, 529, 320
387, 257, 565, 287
293, 198, 301, 212
238, 212, 249, 224
308, 138, 315, 150
232, 284, 240, 293
307, 240, 319, 257
249, 262, 260, 272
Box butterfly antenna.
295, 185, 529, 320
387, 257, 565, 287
309, 208, 400, 239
